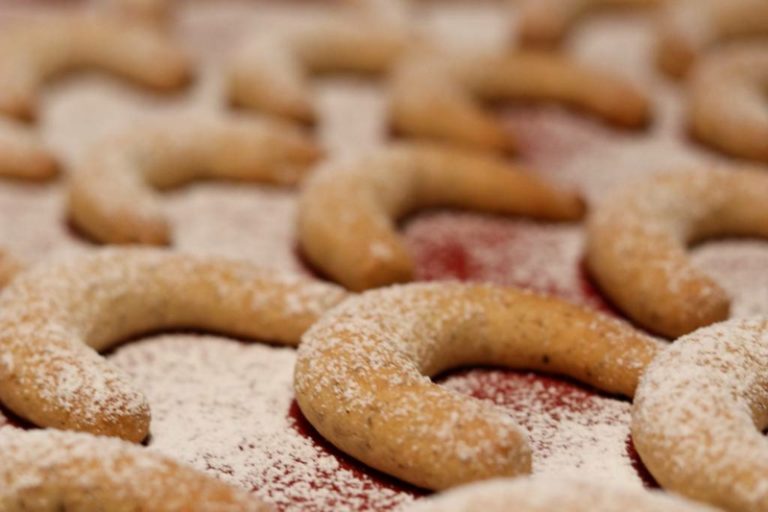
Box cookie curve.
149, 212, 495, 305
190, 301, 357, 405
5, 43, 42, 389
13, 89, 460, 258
0, 428, 273, 512
294, 282, 659, 490
67, 115, 321, 245
402, 476, 722, 511
656, 0, 768, 78
585, 168, 768, 338
0, 248, 348, 442
389, 49, 650, 153
227, 16, 414, 123
297, 143, 585, 291
688, 43, 768, 162
0, 119, 58, 181
631, 318, 768, 512
516, 0, 661, 49
0, 14, 190, 121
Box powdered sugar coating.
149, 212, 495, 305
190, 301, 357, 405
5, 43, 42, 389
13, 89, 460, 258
402, 476, 721, 512
632, 318, 768, 512
0, 428, 271, 511
111, 335, 418, 511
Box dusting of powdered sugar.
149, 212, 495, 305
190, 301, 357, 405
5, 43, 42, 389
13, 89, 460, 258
109, 335, 418, 512
632, 318, 768, 511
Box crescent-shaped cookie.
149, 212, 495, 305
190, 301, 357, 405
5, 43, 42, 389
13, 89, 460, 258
517, 0, 661, 49
0, 428, 272, 511
297, 143, 585, 291
228, 17, 413, 123
688, 43, 768, 162
0, 14, 190, 121
632, 318, 768, 512
656, 0, 768, 78
0, 119, 57, 180
0, 248, 348, 442
390, 50, 650, 152
403, 477, 721, 512
586, 168, 768, 338
294, 282, 659, 490
68, 116, 321, 245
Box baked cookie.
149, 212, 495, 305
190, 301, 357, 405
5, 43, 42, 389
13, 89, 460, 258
0, 428, 272, 511
390, 49, 650, 152
228, 17, 413, 123
586, 168, 768, 338
656, 0, 768, 78
688, 43, 768, 162
517, 0, 661, 49
297, 143, 585, 291
68, 115, 321, 244
0, 119, 57, 180
0, 14, 190, 121
0, 248, 348, 442
294, 282, 659, 490
403, 477, 721, 511
632, 318, 768, 512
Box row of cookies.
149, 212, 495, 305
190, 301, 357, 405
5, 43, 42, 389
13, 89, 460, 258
1, 0, 767, 186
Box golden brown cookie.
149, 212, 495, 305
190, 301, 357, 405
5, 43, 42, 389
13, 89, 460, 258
517, 0, 661, 49
688, 43, 768, 162
297, 143, 585, 291
68, 115, 321, 245
0, 248, 348, 442
0, 428, 272, 511
390, 50, 650, 152
0, 14, 190, 121
228, 17, 413, 123
294, 282, 659, 490
404, 476, 722, 511
0, 119, 57, 180
586, 168, 768, 338
656, 0, 768, 78
632, 318, 768, 512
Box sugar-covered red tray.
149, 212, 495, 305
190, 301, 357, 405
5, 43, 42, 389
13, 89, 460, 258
0, 0, 767, 510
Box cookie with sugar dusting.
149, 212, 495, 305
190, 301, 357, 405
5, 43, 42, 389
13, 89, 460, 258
656, 0, 768, 78
516, 0, 661, 49
586, 168, 768, 338
297, 143, 585, 291
0, 428, 272, 511
0, 118, 57, 181
688, 43, 768, 163
0, 14, 190, 121
228, 16, 414, 123
390, 49, 650, 153
0, 248, 348, 442
632, 317, 768, 512
294, 282, 659, 490
68, 115, 321, 245
403, 476, 722, 511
